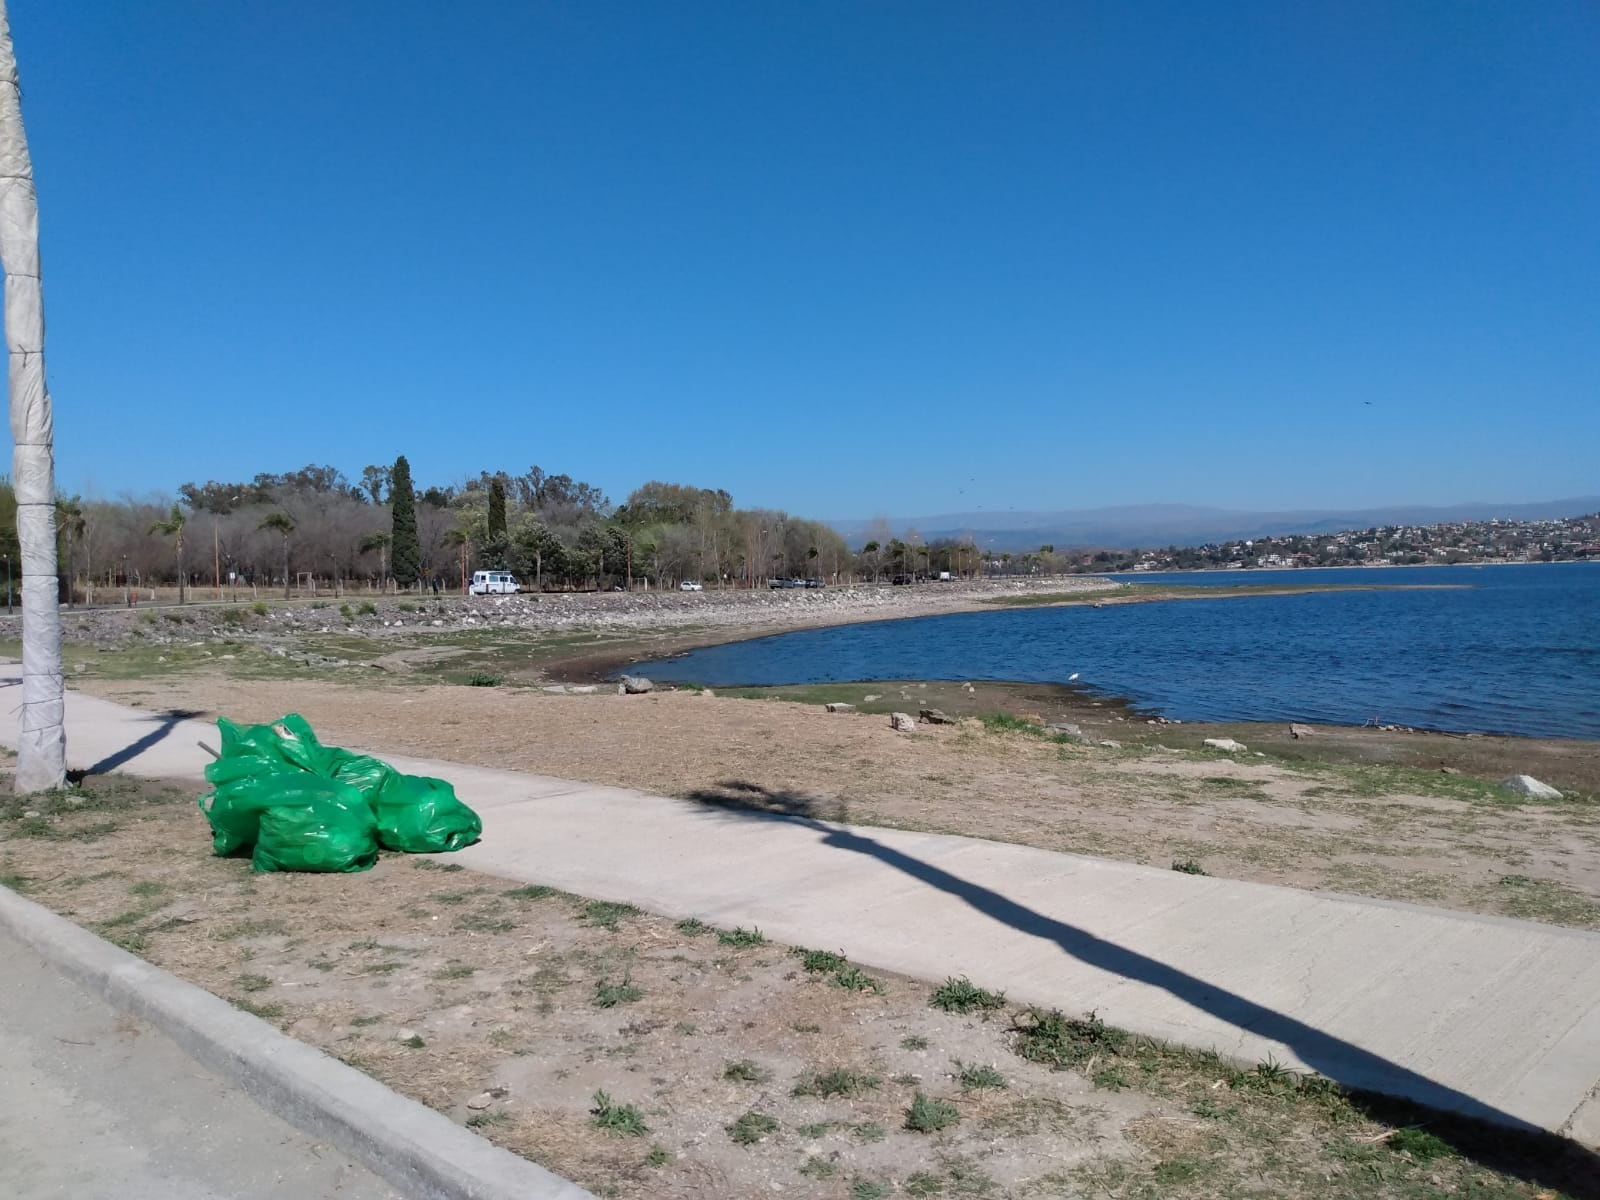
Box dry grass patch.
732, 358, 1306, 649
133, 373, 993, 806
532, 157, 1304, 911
2, 770, 1593, 1199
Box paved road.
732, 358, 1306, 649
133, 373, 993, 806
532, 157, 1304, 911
3, 671, 1597, 1147
0, 927, 399, 1200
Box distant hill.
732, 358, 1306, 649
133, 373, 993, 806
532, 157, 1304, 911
829, 497, 1600, 551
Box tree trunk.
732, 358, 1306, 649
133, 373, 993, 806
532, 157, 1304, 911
176, 535, 186, 605
0, 6, 65, 791
282, 539, 291, 600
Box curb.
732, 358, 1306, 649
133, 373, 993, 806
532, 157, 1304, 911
0, 885, 594, 1200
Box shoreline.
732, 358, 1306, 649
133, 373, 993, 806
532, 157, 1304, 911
537, 577, 1458, 683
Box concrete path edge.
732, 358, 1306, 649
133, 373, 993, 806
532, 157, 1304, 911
0, 884, 595, 1200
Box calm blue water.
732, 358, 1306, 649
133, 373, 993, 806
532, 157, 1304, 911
641, 564, 1600, 738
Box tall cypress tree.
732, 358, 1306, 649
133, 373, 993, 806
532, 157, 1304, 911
390, 454, 421, 586
487, 476, 507, 540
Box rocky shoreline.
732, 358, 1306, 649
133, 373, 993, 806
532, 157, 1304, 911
0, 575, 1120, 656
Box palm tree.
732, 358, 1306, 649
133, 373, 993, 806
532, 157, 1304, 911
57, 496, 84, 607
2, 6, 64, 791
259, 512, 294, 599
361, 531, 391, 593
148, 504, 187, 604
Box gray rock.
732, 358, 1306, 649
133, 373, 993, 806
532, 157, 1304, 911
620, 675, 654, 695
1098, 739, 1122, 749
567, 685, 598, 695
889, 712, 916, 733
1289, 723, 1314, 739
863, 694, 881, 702
919, 708, 955, 725
824, 702, 855, 713
540, 685, 568, 694
1203, 737, 1248, 753
1501, 774, 1563, 801
1045, 722, 1087, 742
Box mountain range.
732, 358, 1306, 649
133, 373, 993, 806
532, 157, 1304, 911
829, 497, 1600, 551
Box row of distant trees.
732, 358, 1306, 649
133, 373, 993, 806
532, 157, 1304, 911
0, 460, 1064, 602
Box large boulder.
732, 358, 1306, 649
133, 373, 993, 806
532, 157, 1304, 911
1045, 721, 1087, 743
825, 702, 855, 713
889, 712, 916, 733
1203, 737, 1248, 753
919, 708, 955, 725
1501, 774, 1563, 801
620, 675, 654, 695
1288, 723, 1314, 739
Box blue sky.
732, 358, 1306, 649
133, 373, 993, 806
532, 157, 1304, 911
15, 1, 1598, 519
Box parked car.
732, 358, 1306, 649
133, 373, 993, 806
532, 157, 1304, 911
679, 580, 704, 591
804, 578, 826, 589
468, 570, 520, 595
891, 574, 913, 585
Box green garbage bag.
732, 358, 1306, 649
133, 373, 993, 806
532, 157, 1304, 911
324, 751, 480, 852
196, 712, 480, 870
372, 773, 482, 853
249, 778, 379, 874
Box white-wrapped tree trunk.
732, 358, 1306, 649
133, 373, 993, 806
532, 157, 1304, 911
0, 3, 65, 793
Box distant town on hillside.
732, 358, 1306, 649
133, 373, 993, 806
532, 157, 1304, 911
1053, 512, 1600, 574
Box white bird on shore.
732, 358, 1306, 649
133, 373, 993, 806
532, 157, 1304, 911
1068, 672, 1080, 682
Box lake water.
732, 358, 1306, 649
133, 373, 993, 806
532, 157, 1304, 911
640, 564, 1600, 738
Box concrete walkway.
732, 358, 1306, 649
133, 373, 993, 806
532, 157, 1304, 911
4, 673, 1599, 1148
0, 925, 397, 1200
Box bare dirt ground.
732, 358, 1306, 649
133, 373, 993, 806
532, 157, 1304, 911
2, 772, 1589, 1200
81, 672, 1600, 932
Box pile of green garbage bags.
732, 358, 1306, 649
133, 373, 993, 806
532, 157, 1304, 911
197, 714, 482, 873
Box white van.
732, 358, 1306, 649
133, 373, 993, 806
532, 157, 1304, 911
469, 570, 520, 595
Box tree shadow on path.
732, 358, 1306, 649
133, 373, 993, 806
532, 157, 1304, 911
687, 779, 1600, 1198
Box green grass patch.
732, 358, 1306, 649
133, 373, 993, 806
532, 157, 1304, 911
726, 1110, 779, 1146
1171, 859, 1209, 875
590, 1090, 648, 1136
979, 712, 1045, 736
794, 946, 847, 973
579, 899, 641, 930
930, 976, 1006, 1013
717, 925, 766, 947
1012, 1008, 1126, 1069
675, 917, 708, 935
593, 974, 644, 1008
831, 964, 884, 993
954, 1060, 1006, 1091
904, 1091, 959, 1132
236, 972, 272, 993
502, 884, 558, 900
793, 1067, 881, 1098
465, 1109, 510, 1129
